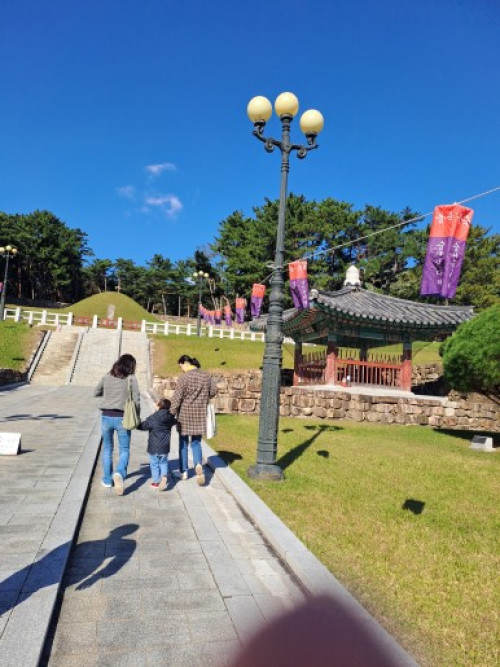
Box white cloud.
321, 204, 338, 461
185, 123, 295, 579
116, 185, 136, 200
144, 194, 183, 218
145, 162, 177, 177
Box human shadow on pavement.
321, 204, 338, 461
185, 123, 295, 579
0, 524, 139, 616
0, 413, 73, 422
124, 465, 151, 495
277, 424, 342, 471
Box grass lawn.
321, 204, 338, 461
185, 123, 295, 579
151, 333, 296, 374
210, 415, 499, 666
0, 321, 40, 370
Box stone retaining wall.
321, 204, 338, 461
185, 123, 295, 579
154, 370, 500, 433
0, 369, 27, 385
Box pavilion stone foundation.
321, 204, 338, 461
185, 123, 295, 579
153, 370, 500, 433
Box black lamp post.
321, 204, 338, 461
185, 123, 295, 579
0, 245, 18, 321
246, 92, 324, 481
193, 270, 209, 336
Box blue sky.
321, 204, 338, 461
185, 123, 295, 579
1, 0, 499, 266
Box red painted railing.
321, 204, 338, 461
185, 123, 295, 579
99, 318, 117, 329
73, 316, 91, 326
334, 360, 401, 388
297, 350, 327, 385
122, 320, 141, 330
296, 349, 404, 389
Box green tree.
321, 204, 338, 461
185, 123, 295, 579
0, 210, 91, 302
83, 259, 114, 294
441, 305, 500, 396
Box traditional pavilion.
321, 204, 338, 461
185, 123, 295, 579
250, 266, 474, 392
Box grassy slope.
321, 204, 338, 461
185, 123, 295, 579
151, 333, 296, 374
0, 321, 40, 370
211, 415, 499, 666
60, 292, 160, 322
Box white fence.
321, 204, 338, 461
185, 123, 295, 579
2, 308, 266, 342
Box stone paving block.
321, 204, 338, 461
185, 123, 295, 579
225, 595, 266, 643
58, 592, 105, 622
0, 537, 42, 554
1, 587, 58, 666
47, 651, 100, 666
253, 592, 294, 621
146, 639, 241, 667
186, 610, 238, 642
183, 500, 220, 541
169, 539, 203, 554
224, 541, 274, 561
100, 576, 179, 593
51, 620, 97, 655
146, 589, 226, 615
218, 529, 265, 546
200, 541, 251, 597
97, 616, 190, 649
0, 590, 19, 616
176, 569, 217, 590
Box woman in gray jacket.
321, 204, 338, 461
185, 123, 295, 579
94, 354, 140, 495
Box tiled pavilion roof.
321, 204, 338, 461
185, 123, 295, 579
250, 286, 474, 344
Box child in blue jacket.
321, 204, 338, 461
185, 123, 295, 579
138, 398, 176, 490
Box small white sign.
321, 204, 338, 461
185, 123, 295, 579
0, 433, 21, 456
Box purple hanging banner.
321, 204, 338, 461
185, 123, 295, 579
442, 208, 473, 298
223, 305, 232, 326
420, 205, 473, 298
289, 260, 309, 309
250, 284, 266, 318
235, 298, 246, 324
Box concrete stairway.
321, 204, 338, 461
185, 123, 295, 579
30, 330, 79, 385
70, 329, 121, 386
120, 330, 150, 390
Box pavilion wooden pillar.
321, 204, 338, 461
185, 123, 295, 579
360, 341, 369, 362
401, 339, 412, 392
324, 333, 338, 384
293, 341, 303, 386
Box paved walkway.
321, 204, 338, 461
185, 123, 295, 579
0, 382, 416, 667
0, 384, 102, 666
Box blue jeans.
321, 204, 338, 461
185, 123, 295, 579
101, 415, 131, 485
179, 434, 202, 472
149, 453, 169, 483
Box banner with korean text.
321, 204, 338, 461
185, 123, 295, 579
420, 204, 473, 299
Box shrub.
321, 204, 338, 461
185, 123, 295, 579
441, 305, 500, 395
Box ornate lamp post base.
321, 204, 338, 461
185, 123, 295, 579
247, 463, 284, 481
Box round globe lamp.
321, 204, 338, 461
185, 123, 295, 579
300, 109, 324, 135
247, 96, 272, 123
274, 92, 299, 118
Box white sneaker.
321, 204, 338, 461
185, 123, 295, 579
173, 470, 188, 481
195, 463, 205, 486
113, 472, 124, 495
158, 475, 169, 491
101, 480, 112, 488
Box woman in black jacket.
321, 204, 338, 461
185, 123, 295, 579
138, 398, 177, 490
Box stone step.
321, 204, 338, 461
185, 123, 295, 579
31, 332, 79, 385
